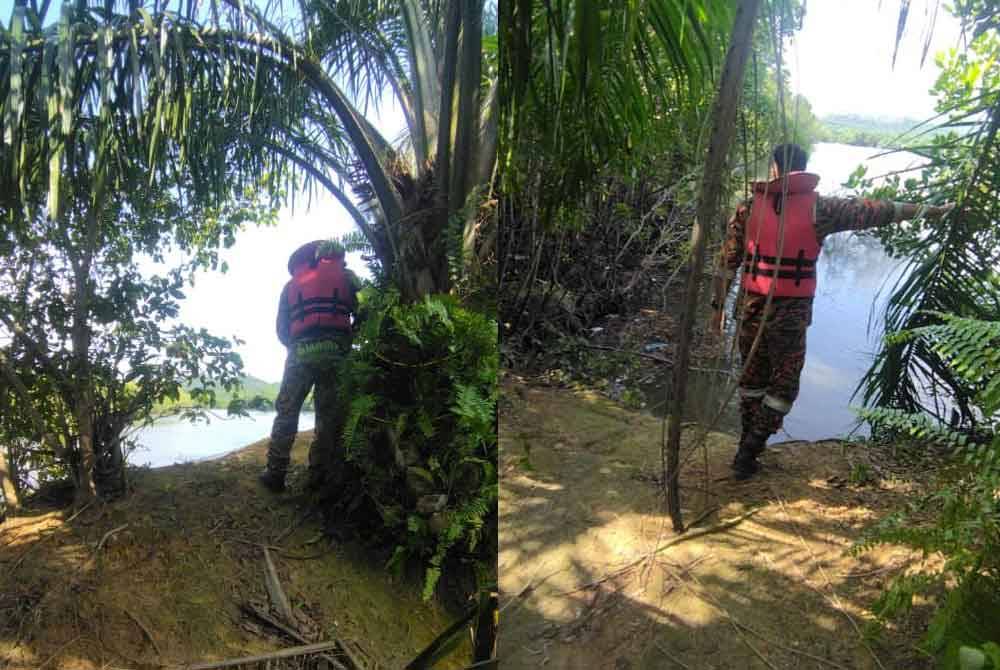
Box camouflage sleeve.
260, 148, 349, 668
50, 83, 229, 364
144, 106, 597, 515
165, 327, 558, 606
720, 201, 750, 277
276, 283, 291, 347
813, 196, 895, 241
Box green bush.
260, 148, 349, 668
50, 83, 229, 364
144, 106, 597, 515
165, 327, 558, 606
854, 313, 1000, 664
324, 287, 498, 601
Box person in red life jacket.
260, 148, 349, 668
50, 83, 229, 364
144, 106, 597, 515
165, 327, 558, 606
258, 239, 364, 493
710, 143, 953, 480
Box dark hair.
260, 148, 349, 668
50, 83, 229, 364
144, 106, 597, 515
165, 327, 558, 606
772, 143, 808, 174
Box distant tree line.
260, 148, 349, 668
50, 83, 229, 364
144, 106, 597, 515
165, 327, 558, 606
817, 113, 951, 148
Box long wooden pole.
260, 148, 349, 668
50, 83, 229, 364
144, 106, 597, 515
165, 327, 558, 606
664, 0, 761, 532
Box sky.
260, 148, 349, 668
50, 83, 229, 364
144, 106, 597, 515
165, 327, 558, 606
787, 0, 964, 119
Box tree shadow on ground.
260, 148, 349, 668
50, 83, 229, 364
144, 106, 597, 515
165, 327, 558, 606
499, 379, 940, 670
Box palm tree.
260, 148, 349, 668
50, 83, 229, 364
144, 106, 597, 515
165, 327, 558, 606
0, 0, 497, 302
0, 0, 497, 503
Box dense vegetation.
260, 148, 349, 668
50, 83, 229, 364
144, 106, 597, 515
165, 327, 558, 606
840, 1, 1000, 663
499, 0, 818, 358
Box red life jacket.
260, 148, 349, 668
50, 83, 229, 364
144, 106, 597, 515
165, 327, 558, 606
742, 171, 821, 298
287, 255, 354, 339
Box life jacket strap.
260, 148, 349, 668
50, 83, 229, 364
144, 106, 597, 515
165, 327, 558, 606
743, 248, 817, 286
290, 293, 352, 321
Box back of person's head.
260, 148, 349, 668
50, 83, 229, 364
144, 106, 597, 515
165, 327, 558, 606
772, 143, 808, 175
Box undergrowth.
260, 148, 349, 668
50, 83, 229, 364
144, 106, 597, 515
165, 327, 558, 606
854, 312, 1000, 668
319, 287, 498, 604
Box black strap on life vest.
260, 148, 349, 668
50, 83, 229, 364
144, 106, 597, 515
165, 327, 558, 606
744, 249, 817, 286
289, 290, 352, 322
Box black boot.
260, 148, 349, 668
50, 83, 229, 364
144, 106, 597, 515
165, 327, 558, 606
731, 432, 766, 480
258, 467, 287, 493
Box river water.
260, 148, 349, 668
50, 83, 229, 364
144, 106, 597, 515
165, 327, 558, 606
746, 142, 923, 442
131, 410, 315, 468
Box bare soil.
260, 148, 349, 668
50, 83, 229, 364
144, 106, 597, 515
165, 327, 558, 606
499, 376, 942, 669
0, 432, 468, 669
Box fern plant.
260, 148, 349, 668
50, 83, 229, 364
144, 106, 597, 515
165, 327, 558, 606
321, 286, 498, 602
854, 313, 1000, 666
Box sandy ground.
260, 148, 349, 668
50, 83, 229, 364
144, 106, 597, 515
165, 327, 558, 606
499, 377, 941, 670
0, 433, 468, 669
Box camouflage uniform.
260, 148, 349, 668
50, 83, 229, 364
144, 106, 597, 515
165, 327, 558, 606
263, 246, 362, 489
720, 196, 895, 445
267, 334, 352, 485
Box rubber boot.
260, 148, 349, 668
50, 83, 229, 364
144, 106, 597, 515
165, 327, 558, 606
731, 432, 766, 480
258, 467, 287, 493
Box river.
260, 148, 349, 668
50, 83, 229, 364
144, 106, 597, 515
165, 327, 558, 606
131, 410, 315, 468
753, 142, 923, 442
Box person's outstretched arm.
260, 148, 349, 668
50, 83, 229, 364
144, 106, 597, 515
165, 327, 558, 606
814, 197, 953, 238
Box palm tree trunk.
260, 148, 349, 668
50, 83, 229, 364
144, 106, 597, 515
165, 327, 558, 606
664, 0, 761, 532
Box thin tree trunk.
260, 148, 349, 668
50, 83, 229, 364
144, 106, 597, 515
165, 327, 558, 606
71, 211, 101, 505
0, 442, 20, 513
664, 0, 761, 532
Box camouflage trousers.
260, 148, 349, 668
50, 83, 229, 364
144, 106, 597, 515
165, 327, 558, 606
267, 334, 352, 481
737, 294, 812, 440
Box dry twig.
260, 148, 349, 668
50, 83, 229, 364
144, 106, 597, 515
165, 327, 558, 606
555, 507, 760, 596
95, 524, 129, 554
8, 501, 94, 572
183, 641, 342, 669
658, 562, 777, 670
123, 607, 163, 657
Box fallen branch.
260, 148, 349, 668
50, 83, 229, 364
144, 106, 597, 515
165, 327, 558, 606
183, 640, 341, 669
243, 603, 348, 670
263, 547, 295, 625
653, 641, 694, 669
686, 506, 720, 529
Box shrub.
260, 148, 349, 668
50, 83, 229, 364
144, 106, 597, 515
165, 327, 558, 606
855, 313, 1000, 665
322, 287, 498, 601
